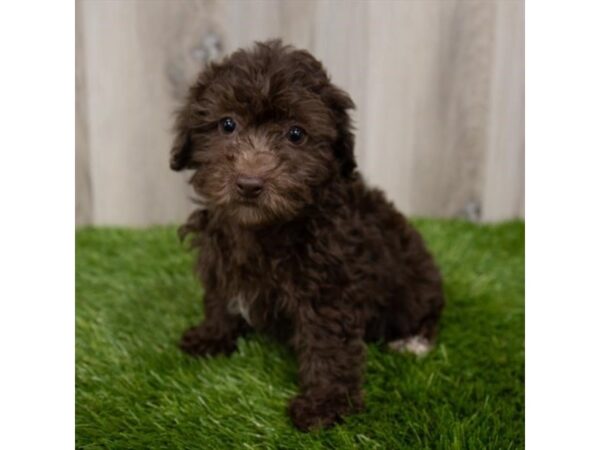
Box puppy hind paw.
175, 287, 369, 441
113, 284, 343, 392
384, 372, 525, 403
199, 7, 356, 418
388, 335, 432, 356
179, 326, 237, 357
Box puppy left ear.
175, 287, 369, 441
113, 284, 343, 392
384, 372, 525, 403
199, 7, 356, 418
170, 103, 194, 171
170, 78, 209, 171
323, 84, 357, 178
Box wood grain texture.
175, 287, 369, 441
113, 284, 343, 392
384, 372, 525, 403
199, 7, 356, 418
76, 0, 524, 226
78, 0, 198, 226
406, 0, 494, 220
75, 0, 92, 226
482, 0, 525, 222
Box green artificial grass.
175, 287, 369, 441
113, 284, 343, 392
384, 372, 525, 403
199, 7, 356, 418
76, 219, 524, 449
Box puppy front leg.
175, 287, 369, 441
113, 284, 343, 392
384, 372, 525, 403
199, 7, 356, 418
288, 307, 365, 431
179, 292, 248, 357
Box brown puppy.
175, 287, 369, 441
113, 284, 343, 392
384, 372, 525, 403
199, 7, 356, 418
170, 40, 444, 431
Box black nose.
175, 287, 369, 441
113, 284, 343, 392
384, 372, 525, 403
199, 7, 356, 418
236, 176, 264, 198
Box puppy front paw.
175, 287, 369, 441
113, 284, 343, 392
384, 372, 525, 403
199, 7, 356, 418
179, 325, 237, 357
288, 393, 363, 431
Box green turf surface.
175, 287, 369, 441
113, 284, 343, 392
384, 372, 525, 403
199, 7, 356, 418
76, 219, 524, 449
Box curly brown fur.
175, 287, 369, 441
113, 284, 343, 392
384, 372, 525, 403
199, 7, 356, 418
170, 40, 444, 431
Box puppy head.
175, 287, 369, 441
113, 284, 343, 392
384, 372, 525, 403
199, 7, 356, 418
170, 40, 355, 227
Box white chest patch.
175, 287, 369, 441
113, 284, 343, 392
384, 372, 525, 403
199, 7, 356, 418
228, 295, 252, 325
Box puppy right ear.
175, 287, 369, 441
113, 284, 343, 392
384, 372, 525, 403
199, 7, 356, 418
170, 103, 194, 171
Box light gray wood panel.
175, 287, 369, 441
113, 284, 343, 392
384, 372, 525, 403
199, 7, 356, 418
363, 0, 496, 219
78, 0, 199, 226
76, 1, 92, 226
362, 1, 422, 212
408, 0, 495, 220
481, 0, 525, 222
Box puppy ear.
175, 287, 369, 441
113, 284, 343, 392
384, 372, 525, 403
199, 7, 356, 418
170, 77, 209, 171
323, 85, 357, 178
170, 103, 194, 171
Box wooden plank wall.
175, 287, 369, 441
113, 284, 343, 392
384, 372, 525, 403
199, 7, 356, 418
76, 0, 524, 226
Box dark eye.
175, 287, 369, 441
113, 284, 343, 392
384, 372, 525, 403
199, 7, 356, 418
287, 126, 306, 144
219, 117, 236, 134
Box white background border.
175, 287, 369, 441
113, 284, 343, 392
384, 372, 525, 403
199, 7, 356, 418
0, 2, 74, 449
527, 0, 600, 448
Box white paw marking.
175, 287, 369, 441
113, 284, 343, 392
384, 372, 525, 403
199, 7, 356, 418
388, 336, 432, 356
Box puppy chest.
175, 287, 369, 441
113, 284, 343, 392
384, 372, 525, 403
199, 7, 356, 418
226, 289, 287, 331
227, 294, 252, 324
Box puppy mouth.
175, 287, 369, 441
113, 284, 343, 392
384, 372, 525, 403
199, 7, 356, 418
234, 194, 262, 206
231, 191, 265, 211
228, 198, 272, 227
